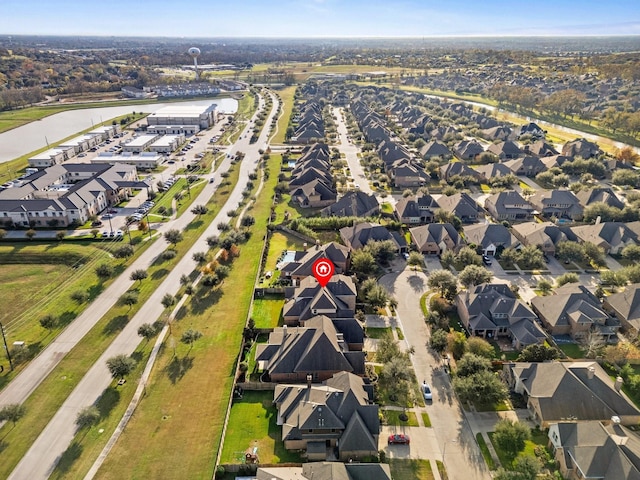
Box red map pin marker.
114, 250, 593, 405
312, 257, 335, 288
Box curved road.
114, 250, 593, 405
379, 263, 490, 480
6, 90, 279, 479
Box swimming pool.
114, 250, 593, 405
276, 250, 297, 270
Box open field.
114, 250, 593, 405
220, 390, 302, 464
93, 154, 282, 480
270, 86, 296, 144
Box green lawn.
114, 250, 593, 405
220, 391, 302, 464
389, 459, 435, 480
422, 412, 432, 427
476, 433, 497, 470
474, 400, 511, 412
558, 343, 584, 359
366, 327, 393, 339
270, 86, 296, 144
263, 231, 307, 274
251, 295, 284, 329
383, 409, 419, 427
488, 429, 550, 470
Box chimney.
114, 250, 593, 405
306, 374, 313, 389
615, 376, 623, 393
588, 366, 595, 379
282, 325, 287, 337
595, 215, 601, 225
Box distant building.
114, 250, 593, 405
122, 134, 160, 154
146, 103, 217, 129
92, 153, 163, 170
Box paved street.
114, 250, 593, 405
379, 261, 491, 480
6, 90, 279, 479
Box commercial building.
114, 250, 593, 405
88, 125, 121, 141
27, 146, 75, 168
149, 134, 185, 153
59, 134, 101, 154
147, 125, 200, 135
146, 104, 217, 129
121, 134, 160, 153
93, 153, 162, 170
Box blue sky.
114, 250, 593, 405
2, 0, 639, 37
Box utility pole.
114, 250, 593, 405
0, 322, 14, 371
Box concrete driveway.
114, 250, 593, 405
379, 264, 490, 480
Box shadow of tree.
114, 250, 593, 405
87, 283, 104, 301
408, 274, 426, 292
52, 441, 83, 475
151, 268, 170, 280
0, 439, 7, 452
12, 342, 43, 366
103, 315, 129, 335
186, 220, 203, 231
174, 304, 188, 321
165, 356, 194, 385
189, 287, 223, 315
96, 387, 121, 419
58, 311, 78, 327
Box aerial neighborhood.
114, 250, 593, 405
1, 32, 640, 480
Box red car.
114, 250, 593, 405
388, 434, 410, 445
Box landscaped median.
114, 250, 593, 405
91, 154, 282, 480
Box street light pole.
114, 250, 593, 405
0, 322, 14, 371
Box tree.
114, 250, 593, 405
428, 269, 458, 297
493, 419, 530, 461
617, 146, 640, 165
364, 240, 397, 265
556, 272, 579, 287
456, 353, 492, 377
55, 231, 65, 242
622, 244, 640, 263
138, 323, 157, 341
407, 251, 424, 270
452, 369, 508, 405
456, 246, 482, 267
130, 269, 148, 284
120, 291, 139, 310
517, 344, 559, 362
430, 329, 448, 353
191, 204, 208, 216
114, 244, 134, 259
164, 229, 183, 247
106, 354, 137, 380
0, 228, 6, 239
350, 249, 377, 276
181, 329, 203, 354
579, 331, 606, 358
536, 279, 553, 295
241, 215, 255, 227
95, 263, 114, 280
0, 403, 26, 426
600, 270, 627, 289
500, 248, 518, 267
214, 264, 230, 280
466, 337, 495, 359
517, 245, 545, 269
25, 229, 36, 240
448, 331, 467, 360
161, 293, 176, 310
71, 290, 89, 304
75, 405, 100, 430
39, 314, 57, 331
494, 455, 541, 480
556, 241, 585, 263
192, 251, 207, 263
458, 265, 492, 288
583, 242, 606, 267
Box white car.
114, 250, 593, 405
422, 382, 433, 401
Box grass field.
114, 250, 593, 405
263, 231, 307, 274
422, 412, 432, 427
93, 154, 282, 480
270, 86, 296, 144
476, 433, 497, 470
558, 342, 584, 359
488, 428, 549, 470
383, 409, 419, 427
251, 295, 284, 329
389, 459, 435, 480
366, 327, 393, 339
219, 391, 302, 464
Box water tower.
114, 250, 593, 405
188, 47, 201, 80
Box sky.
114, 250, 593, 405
1, 0, 640, 37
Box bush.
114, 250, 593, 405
161, 249, 177, 260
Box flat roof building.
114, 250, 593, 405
146, 103, 217, 129
93, 152, 162, 170
28, 146, 75, 168
149, 134, 184, 153
59, 134, 101, 154
122, 134, 160, 153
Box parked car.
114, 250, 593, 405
388, 434, 410, 445
101, 213, 113, 219
91, 220, 103, 227
482, 255, 492, 266
422, 381, 433, 401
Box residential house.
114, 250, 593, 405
394, 193, 439, 224
531, 284, 620, 341
575, 187, 625, 210
526, 140, 558, 157
388, 159, 427, 188
474, 163, 513, 183
463, 223, 516, 256
503, 156, 547, 177
511, 222, 577, 256
481, 125, 513, 141
420, 140, 452, 159
440, 162, 483, 183
290, 179, 337, 209
571, 222, 639, 255
484, 191, 534, 222
252, 462, 392, 480
487, 140, 523, 160
456, 283, 545, 348
435, 193, 483, 224
409, 223, 463, 255
518, 123, 546, 140
321, 191, 380, 218
542, 154, 574, 170
273, 372, 379, 461
283, 274, 356, 324
454, 139, 485, 161
603, 284, 640, 334
562, 138, 602, 159
549, 420, 640, 480
528, 190, 584, 221
340, 222, 407, 252
504, 361, 640, 427
256, 316, 366, 383
281, 242, 350, 284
